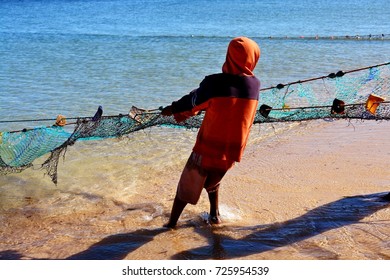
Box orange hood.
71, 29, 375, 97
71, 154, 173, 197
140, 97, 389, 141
222, 37, 260, 76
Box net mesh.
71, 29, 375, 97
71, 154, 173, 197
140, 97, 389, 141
1, 62, 389, 183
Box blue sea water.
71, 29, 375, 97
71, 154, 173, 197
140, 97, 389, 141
0, 0, 390, 130
1, 0, 390, 261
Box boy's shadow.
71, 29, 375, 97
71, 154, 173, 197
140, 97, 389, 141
172, 192, 390, 259
67, 192, 389, 260
66, 227, 169, 260
2, 192, 387, 260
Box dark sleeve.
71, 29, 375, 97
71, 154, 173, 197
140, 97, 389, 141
171, 89, 198, 114
171, 76, 215, 114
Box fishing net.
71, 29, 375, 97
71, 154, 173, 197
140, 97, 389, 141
256, 63, 390, 123
1, 62, 389, 183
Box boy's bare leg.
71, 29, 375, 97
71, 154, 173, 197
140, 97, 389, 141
208, 189, 221, 224
164, 196, 187, 229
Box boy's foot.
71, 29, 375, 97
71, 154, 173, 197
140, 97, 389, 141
163, 222, 177, 229
209, 215, 222, 225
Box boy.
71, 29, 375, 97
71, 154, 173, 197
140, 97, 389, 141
161, 37, 261, 228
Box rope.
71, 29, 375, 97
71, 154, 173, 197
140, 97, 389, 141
260, 61, 390, 91
263, 33, 390, 41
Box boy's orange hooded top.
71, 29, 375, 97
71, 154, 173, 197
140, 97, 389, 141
171, 37, 261, 162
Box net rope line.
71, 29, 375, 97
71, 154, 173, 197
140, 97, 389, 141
0, 61, 389, 184
261, 33, 390, 41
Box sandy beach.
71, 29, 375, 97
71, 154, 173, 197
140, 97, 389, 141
0, 119, 389, 260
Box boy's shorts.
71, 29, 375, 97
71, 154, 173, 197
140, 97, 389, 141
176, 152, 235, 205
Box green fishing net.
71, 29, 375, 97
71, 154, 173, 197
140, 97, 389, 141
1, 63, 389, 183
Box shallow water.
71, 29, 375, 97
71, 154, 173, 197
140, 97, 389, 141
0, 121, 295, 210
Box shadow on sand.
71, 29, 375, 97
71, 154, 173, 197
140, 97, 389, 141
171, 192, 389, 259
0, 192, 388, 260
67, 191, 390, 260
66, 227, 169, 260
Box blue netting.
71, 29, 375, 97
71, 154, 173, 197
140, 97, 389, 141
1, 63, 389, 183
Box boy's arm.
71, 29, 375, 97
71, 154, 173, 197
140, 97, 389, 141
161, 75, 215, 122
161, 88, 209, 122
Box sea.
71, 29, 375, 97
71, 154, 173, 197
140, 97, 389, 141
0, 0, 389, 261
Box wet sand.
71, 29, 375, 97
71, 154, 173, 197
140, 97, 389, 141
0, 120, 389, 260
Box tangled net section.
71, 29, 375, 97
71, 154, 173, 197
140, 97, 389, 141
0, 62, 389, 183
0, 106, 201, 183
255, 62, 390, 123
